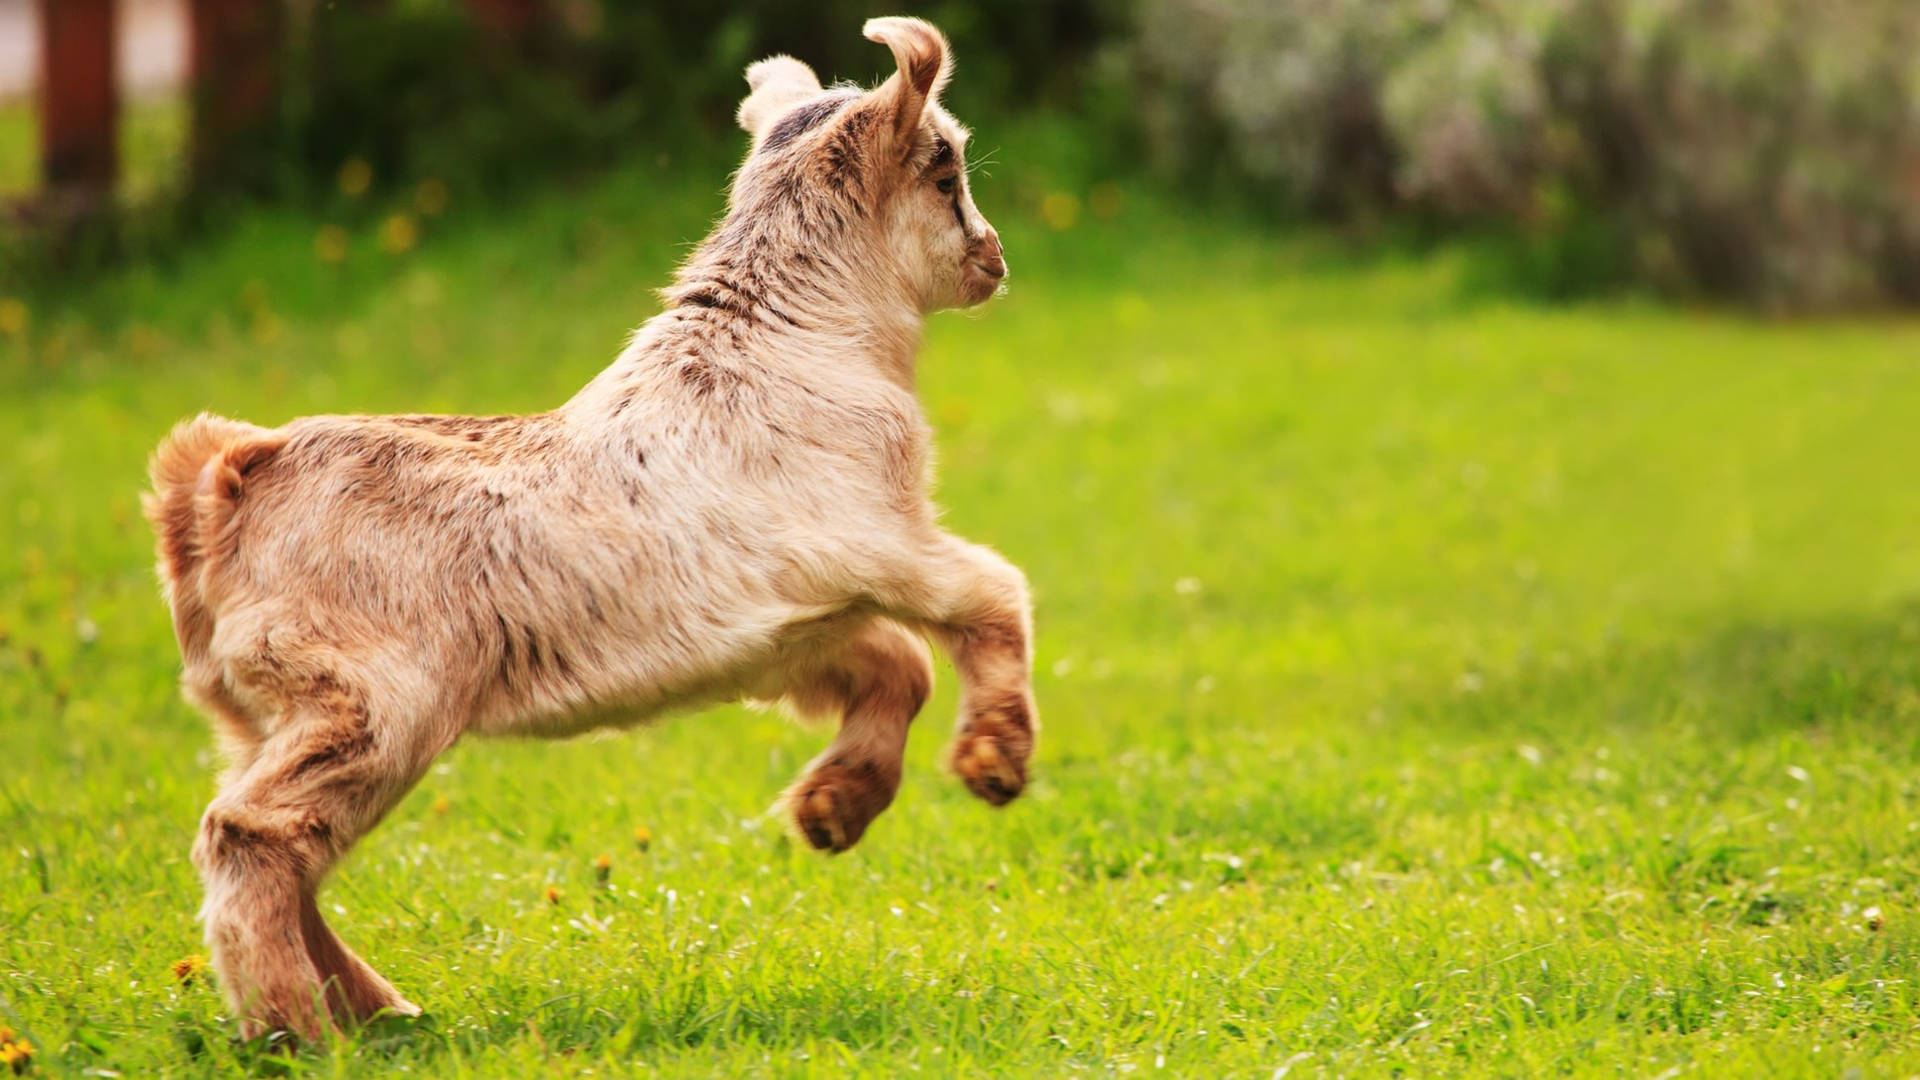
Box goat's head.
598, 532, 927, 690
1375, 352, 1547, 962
731, 17, 1005, 313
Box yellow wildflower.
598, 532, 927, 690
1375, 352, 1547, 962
633, 826, 651, 852
379, 213, 419, 255
249, 313, 283, 346
0, 1033, 31, 1075
171, 953, 209, 985
593, 853, 613, 883
0, 298, 27, 337
338, 157, 373, 198
544, 885, 563, 905
414, 177, 450, 217
314, 225, 350, 264
1041, 191, 1080, 231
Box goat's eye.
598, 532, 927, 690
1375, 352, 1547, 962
934, 176, 957, 195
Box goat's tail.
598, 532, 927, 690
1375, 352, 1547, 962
142, 413, 285, 658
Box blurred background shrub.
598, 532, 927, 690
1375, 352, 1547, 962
1133, 0, 1920, 308
5, 0, 1916, 310
285, 0, 1129, 198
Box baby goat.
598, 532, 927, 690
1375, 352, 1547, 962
143, 17, 1034, 1039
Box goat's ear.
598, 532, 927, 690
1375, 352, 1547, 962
738, 55, 823, 138
863, 16, 951, 154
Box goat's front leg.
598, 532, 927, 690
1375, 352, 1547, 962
876, 534, 1037, 806
775, 617, 933, 852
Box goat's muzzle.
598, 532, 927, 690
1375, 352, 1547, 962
962, 229, 1006, 307
969, 228, 1006, 280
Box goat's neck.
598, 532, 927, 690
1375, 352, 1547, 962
673, 215, 925, 382
566, 225, 928, 421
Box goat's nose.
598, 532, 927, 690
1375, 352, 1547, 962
973, 228, 1006, 278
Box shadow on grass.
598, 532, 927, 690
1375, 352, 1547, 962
1405, 599, 1920, 744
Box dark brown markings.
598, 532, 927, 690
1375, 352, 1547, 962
203, 812, 325, 874
760, 91, 858, 154
821, 110, 877, 195
286, 726, 377, 781
981, 692, 1034, 734
963, 615, 1026, 655
924, 136, 954, 175
389, 414, 520, 440
677, 357, 745, 398
901, 35, 942, 97
495, 612, 516, 686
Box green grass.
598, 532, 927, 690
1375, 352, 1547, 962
6, 141, 1920, 1077
0, 95, 189, 201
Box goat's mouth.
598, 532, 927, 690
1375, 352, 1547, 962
961, 256, 1008, 305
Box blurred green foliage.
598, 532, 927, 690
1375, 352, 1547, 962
5, 0, 1916, 310
285, 0, 1128, 200
1134, 0, 1920, 309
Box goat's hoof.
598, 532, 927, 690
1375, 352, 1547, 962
355, 995, 422, 1025
235, 1010, 326, 1046
951, 733, 1027, 806
787, 761, 895, 854
794, 784, 851, 852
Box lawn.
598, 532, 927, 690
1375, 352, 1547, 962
5, 141, 1920, 1077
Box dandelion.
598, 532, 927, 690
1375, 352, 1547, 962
414, 177, 450, 217
432, 796, 450, 815
633, 826, 651, 852
593, 853, 613, 884
544, 885, 563, 905
314, 225, 350, 264
0, 1028, 31, 1075
1040, 191, 1080, 231
171, 953, 208, 985
338, 157, 373, 198
249, 313, 283, 346
379, 214, 419, 255
0, 297, 27, 338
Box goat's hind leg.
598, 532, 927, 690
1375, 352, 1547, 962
299, 893, 417, 1024
777, 618, 933, 852
194, 682, 444, 1038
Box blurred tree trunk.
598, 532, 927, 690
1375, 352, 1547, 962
189, 0, 285, 196
465, 0, 543, 39
39, 0, 118, 208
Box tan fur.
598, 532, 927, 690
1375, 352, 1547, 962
143, 16, 1030, 1040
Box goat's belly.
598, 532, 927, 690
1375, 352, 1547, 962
473, 679, 733, 740
463, 605, 809, 740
